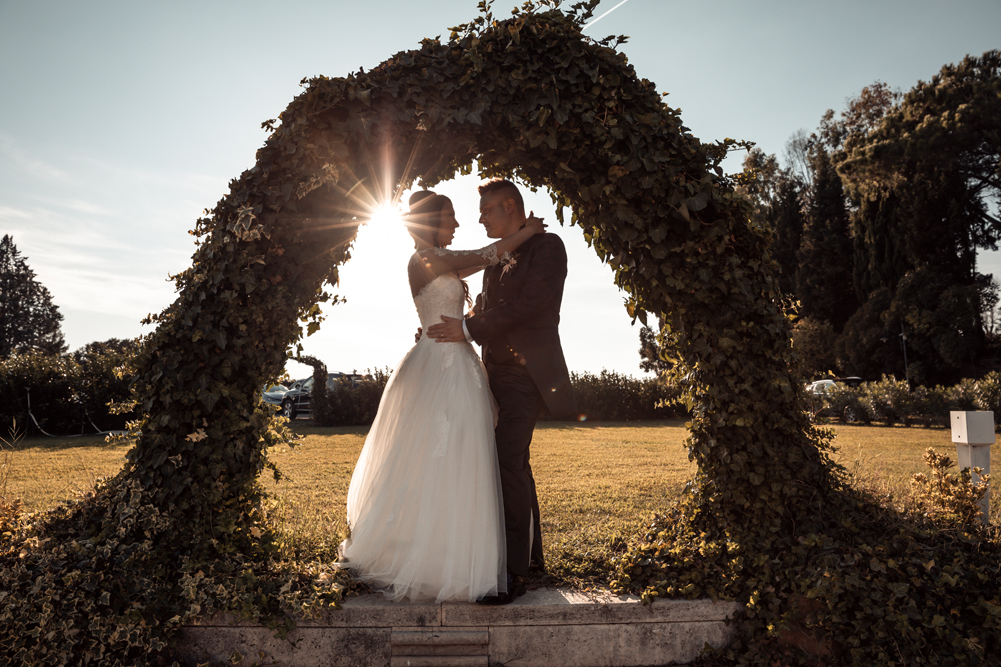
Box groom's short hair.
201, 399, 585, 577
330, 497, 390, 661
478, 179, 524, 215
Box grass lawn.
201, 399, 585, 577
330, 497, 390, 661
5, 420, 998, 584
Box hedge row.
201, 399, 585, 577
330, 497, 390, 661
0, 344, 136, 436
811, 372, 1001, 427
565, 370, 682, 422
308, 368, 682, 427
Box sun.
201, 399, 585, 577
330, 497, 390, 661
366, 202, 403, 232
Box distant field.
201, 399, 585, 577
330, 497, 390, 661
4, 420, 997, 581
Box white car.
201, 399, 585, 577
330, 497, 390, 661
807, 379, 836, 396
261, 384, 290, 407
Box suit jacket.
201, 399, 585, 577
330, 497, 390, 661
465, 233, 577, 419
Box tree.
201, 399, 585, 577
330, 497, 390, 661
736, 148, 805, 296
838, 53, 1001, 292
791, 317, 838, 378
72, 338, 139, 431
795, 140, 859, 331
637, 321, 672, 375
0, 235, 66, 358
834, 55, 1001, 380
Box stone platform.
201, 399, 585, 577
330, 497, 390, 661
177, 588, 740, 666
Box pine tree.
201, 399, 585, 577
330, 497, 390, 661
0, 235, 67, 358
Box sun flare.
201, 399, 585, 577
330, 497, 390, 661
366, 203, 403, 232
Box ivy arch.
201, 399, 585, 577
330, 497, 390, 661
20, 4, 994, 666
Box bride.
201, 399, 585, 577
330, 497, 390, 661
339, 190, 544, 602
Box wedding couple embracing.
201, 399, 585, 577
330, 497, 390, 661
339, 179, 575, 605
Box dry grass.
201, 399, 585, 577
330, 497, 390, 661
3, 432, 131, 511
7, 420, 998, 572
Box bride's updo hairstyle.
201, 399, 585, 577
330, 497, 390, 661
403, 190, 471, 306
404, 191, 451, 248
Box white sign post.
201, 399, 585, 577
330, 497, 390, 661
950, 411, 993, 524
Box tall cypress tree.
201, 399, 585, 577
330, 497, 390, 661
0, 235, 67, 358
795, 143, 859, 332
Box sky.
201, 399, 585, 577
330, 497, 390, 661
1, 0, 999, 382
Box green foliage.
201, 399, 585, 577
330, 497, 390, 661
0, 352, 81, 434
315, 367, 675, 426
297, 355, 330, 426
832, 53, 1001, 385
5, 4, 989, 665
795, 142, 858, 331
322, 369, 391, 427
70, 338, 139, 432
791, 317, 838, 379
810, 373, 1001, 428
749, 65, 1000, 385
612, 449, 1001, 666
568, 370, 680, 421
0, 235, 67, 359
0, 475, 345, 666
0, 340, 138, 436
911, 448, 989, 527
838, 52, 1001, 291
735, 148, 805, 297
637, 319, 674, 375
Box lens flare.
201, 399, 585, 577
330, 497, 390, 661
367, 203, 403, 230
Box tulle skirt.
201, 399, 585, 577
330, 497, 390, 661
340, 337, 507, 602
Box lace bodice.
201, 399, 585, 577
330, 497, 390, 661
414, 273, 467, 334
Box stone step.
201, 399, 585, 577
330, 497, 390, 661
392, 628, 489, 664
177, 587, 740, 666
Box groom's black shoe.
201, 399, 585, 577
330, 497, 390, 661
476, 575, 527, 606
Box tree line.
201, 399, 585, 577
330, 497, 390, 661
644, 50, 1000, 387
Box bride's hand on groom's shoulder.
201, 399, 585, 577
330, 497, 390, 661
526, 211, 546, 235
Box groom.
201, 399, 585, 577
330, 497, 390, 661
428, 178, 576, 605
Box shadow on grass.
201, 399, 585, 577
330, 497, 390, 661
15, 433, 125, 452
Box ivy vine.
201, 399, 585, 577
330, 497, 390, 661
3, 2, 999, 665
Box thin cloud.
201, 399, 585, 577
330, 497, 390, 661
0, 133, 74, 183
52, 198, 119, 216
0, 205, 32, 220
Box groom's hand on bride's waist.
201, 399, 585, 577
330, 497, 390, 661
427, 316, 469, 343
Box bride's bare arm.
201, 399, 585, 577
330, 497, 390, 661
418, 212, 545, 278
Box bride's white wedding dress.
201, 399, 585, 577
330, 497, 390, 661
340, 246, 507, 603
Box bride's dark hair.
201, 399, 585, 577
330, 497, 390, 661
403, 190, 472, 307
403, 191, 451, 249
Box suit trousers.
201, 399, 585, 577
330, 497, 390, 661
486, 362, 546, 577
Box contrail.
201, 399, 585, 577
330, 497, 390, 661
582, 0, 633, 31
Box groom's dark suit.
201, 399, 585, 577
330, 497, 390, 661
464, 232, 575, 577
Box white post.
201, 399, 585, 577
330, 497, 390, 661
950, 411, 993, 524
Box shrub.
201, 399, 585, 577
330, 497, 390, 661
973, 371, 1001, 414
568, 370, 682, 422
0, 341, 137, 436
812, 374, 1001, 429
857, 375, 914, 426
911, 448, 989, 526
0, 352, 82, 434
319, 368, 391, 427
612, 443, 1001, 666
70, 338, 138, 432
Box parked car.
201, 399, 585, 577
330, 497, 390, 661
280, 372, 365, 419
806, 377, 864, 423
806, 377, 863, 396
807, 379, 837, 396
261, 384, 289, 407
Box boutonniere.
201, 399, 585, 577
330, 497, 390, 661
499, 252, 519, 278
